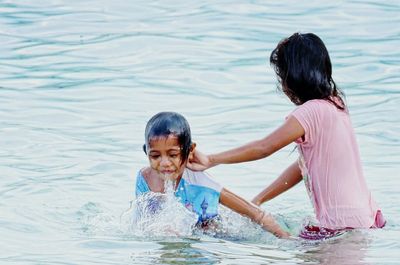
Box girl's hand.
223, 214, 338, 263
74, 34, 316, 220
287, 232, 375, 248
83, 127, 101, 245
187, 149, 213, 171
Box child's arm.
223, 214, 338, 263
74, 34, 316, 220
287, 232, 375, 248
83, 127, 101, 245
188, 116, 304, 171
219, 188, 291, 238
252, 161, 302, 206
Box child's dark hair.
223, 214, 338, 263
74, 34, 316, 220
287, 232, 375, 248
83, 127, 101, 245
270, 32, 345, 110
143, 112, 192, 164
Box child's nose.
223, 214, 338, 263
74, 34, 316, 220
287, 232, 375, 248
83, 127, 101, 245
160, 156, 171, 166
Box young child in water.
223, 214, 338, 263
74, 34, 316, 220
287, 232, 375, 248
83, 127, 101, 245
188, 33, 385, 239
135, 111, 290, 238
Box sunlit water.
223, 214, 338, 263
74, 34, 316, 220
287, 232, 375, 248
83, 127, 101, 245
1, 0, 399, 264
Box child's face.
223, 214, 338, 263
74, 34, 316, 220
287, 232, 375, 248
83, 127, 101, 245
147, 135, 187, 181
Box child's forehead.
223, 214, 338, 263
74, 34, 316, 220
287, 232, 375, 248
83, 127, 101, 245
148, 135, 180, 147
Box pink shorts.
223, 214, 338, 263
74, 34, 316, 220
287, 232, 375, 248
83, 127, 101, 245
299, 210, 386, 240
299, 225, 349, 240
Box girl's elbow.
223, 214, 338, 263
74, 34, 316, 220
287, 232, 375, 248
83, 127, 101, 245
257, 142, 276, 158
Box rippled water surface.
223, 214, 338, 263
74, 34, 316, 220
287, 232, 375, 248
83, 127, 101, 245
1, 0, 399, 264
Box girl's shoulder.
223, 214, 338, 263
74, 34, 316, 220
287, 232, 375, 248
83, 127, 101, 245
135, 167, 151, 196
291, 99, 326, 119
136, 167, 154, 189
139, 167, 151, 179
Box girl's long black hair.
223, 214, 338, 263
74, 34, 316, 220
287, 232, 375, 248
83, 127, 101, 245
270, 33, 345, 110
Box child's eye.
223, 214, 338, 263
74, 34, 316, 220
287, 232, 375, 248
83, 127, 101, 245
149, 155, 160, 159
169, 154, 179, 158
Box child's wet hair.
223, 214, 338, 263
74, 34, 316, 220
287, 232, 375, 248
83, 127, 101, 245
144, 112, 192, 164
270, 32, 345, 110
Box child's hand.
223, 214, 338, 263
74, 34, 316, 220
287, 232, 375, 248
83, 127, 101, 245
187, 150, 212, 171
258, 212, 292, 238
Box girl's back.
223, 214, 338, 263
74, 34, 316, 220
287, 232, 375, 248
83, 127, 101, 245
290, 99, 378, 229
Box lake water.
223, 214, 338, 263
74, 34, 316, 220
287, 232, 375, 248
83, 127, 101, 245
1, 0, 399, 264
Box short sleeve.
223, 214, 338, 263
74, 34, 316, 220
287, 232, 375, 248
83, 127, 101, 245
135, 170, 150, 197
289, 100, 321, 145
184, 169, 223, 193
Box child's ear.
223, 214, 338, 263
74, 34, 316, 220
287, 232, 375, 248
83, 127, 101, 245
143, 144, 147, 154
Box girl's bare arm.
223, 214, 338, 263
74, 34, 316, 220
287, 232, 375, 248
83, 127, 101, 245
188, 116, 304, 170
252, 161, 302, 206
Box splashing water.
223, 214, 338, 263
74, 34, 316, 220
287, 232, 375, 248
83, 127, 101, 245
118, 178, 303, 242
83, 177, 301, 242
121, 179, 198, 238
163, 178, 176, 195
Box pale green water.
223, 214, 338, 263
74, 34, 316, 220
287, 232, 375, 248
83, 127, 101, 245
0, 0, 399, 264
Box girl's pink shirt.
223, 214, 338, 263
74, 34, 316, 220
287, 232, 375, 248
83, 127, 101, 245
290, 99, 382, 229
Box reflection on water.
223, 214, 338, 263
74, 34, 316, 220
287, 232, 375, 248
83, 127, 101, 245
298, 231, 371, 265
1, 0, 399, 264
152, 241, 219, 265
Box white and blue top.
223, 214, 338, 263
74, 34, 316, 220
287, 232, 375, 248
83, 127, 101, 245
135, 168, 223, 223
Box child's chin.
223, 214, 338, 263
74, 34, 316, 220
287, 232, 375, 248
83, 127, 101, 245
160, 173, 177, 181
